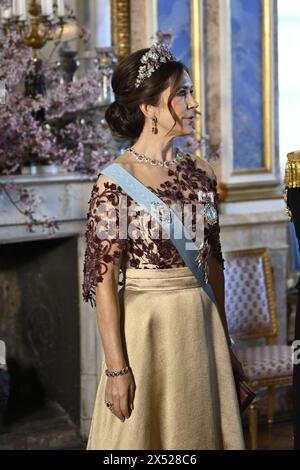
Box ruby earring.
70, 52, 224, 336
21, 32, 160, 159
151, 116, 158, 134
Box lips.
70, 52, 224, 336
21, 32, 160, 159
183, 116, 195, 124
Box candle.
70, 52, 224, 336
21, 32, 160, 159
41, 0, 53, 17
12, 0, 20, 16
12, 0, 26, 18
1, 7, 12, 20
19, 0, 27, 21
57, 0, 64, 17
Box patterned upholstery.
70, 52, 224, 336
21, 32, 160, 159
225, 254, 273, 337
224, 248, 292, 450
236, 345, 293, 381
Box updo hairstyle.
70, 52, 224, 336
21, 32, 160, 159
105, 48, 189, 139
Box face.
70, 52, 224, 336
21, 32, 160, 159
155, 70, 199, 137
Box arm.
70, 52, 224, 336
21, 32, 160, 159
82, 175, 135, 420
205, 170, 247, 380
207, 254, 230, 342
202, 165, 228, 336
95, 258, 127, 371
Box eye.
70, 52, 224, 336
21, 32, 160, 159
177, 88, 194, 97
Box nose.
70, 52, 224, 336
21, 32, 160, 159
187, 93, 199, 110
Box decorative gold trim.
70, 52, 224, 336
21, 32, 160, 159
224, 247, 278, 341
232, 0, 272, 175
249, 375, 292, 390
233, 167, 269, 175
219, 180, 281, 202
110, 0, 131, 57
284, 150, 300, 189
262, 0, 272, 173
190, 0, 203, 143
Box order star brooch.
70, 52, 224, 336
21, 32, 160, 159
197, 190, 218, 226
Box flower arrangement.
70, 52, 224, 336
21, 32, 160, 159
0, 35, 112, 176
1, 182, 59, 233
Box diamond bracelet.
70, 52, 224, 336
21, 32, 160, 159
105, 365, 130, 378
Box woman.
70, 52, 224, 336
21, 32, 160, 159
82, 42, 245, 450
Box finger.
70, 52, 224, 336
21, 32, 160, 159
111, 398, 125, 422
119, 393, 130, 419
104, 393, 114, 412
104, 388, 112, 403
129, 385, 135, 411
105, 380, 113, 405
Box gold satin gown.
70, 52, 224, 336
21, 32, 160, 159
82, 153, 245, 450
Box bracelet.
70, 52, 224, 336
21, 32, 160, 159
105, 365, 129, 378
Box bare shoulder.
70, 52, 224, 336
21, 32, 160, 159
95, 171, 124, 193
187, 153, 216, 180
95, 152, 135, 193
112, 151, 134, 171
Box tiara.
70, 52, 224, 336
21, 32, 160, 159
135, 42, 177, 88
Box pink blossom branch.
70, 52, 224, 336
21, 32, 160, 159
0, 183, 59, 234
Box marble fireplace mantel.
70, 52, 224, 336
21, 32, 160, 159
0, 172, 99, 438
0, 173, 94, 242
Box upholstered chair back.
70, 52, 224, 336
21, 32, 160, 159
224, 248, 278, 342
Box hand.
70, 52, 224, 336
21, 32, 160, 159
105, 371, 135, 422
229, 348, 248, 382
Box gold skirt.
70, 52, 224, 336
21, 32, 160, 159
87, 266, 245, 450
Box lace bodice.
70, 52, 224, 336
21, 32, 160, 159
82, 153, 224, 305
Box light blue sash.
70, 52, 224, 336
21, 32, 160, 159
101, 163, 217, 306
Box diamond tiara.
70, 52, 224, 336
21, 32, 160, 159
135, 42, 177, 89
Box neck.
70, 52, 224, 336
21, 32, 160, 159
132, 128, 176, 162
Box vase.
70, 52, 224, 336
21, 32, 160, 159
94, 46, 118, 105
58, 49, 80, 83
24, 57, 47, 124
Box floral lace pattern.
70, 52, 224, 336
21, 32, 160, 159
82, 155, 224, 304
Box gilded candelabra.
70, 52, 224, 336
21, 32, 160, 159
1, 0, 73, 53
1, 0, 77, 94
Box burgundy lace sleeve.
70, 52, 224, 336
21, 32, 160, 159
82, 176, 128, 305
207, 177, 224, 269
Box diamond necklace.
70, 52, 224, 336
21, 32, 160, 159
126, 146, 185, 168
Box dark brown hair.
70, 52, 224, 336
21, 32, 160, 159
105, 48, 190, 139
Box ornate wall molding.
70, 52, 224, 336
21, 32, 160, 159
204, 0, 280, 203
232, 0, 273, 176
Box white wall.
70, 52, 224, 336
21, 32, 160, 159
278, 0, 300, 178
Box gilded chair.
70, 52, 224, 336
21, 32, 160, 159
224, 247, 293, 450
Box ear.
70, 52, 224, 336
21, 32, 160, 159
139, 103, 156, 119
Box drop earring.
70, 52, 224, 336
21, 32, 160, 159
151, 116, 158, 134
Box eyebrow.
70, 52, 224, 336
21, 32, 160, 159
179, 85, 194, 90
